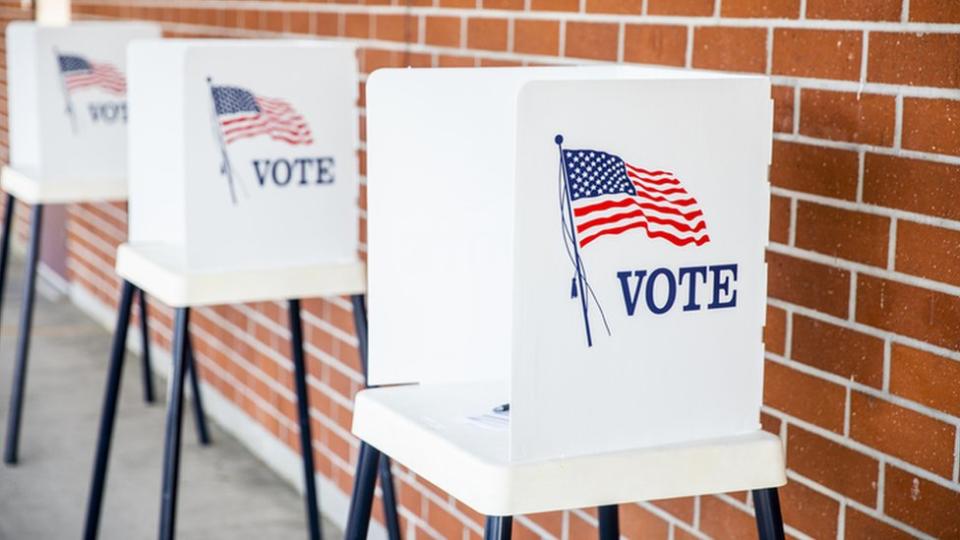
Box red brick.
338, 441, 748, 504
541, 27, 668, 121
884, 465, 960, 538
850, 392, 956, 477
909, 0, 960, 22
902, 98, 960, 157
767, 251, 851, 318
425, 16, 460, 48
530, 0, 579, 11
765, 305, 786, 355
856, 274, 960, 351
482, 0, 524, 9
773, 29, 862, 81
647, 0, 714, 15
692, 27, 767, 73
467, 18, 508, 51
863, 154, 960, 221
586, 0, 642, 14
769, 194, 790, 245
620, 503, 669, 538
568, 512, 597, 537
345, 13, 370, 38
896, 220, 960, 287
771, 85, 794, 133
514, 20, 559, 56
764, 360, 846, 432
564, 22, 619, 61
525, 511, 563, 537
699, 496, 756, 539
313, 13, 338, 37
721, 0, 799, 18
770, 141, 859, 200
795, 201, 890, 267
806, 0, 901, 21
440, 0, 474, 7
791, 315, 884, 387
844, 507, 915, 540
800, 90, 896, 146
890, 343, 960, 418
623, 25, 687, 67
374, 14, 418, 42
760, 411, 782, 435
868, 33, 960, 88
779, 480, 840, 539
787, 426, 879, 504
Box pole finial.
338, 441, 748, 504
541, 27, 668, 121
554, 134, 564, 145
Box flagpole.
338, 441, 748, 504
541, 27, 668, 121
206, 76, 238, 205
54, 48, 78, 134
556, 134, 593, 347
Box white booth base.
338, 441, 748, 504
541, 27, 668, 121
116, 243, 366, 308
1, 166, 127, 204
353, 382, 786, 517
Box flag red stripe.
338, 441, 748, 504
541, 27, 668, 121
579, 219, 710, 247
631, 187, 698, 207
576, 208, 707, 235
624, 169, 680, 186
624, 163, 674, 177
574, 197, 704, 221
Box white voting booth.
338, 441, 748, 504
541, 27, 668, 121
87, 39, 371, 540
120, 40, 363, 303
350, 66, 785, 523
5, 21, 159, 200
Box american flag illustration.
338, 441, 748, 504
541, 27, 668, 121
210, 85, 313, 146
57, 54, 126, 95
561, 148, 710, 248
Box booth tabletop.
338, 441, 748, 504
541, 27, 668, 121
0, 165, 128, 204
115, 242, 366, 308
353, 382, 785, 517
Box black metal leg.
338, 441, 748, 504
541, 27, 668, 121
350, 293, 402, 540
137, 289, 155, 404
344, 442, 383, 540
289, 299, 322, 540
185, 333, 211, 446
0, 193, 15, 342
753, 488, 786, 540
158, 307, 190, 540
3, 203, 42, 465
483, 516, 512, 540
82, 280, 137, 540
597, 505, 619, 540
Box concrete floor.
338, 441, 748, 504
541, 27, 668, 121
0, 260, 340, 540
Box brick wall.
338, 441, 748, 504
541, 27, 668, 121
1, 0, 959, 538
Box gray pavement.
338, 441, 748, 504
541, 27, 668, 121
0, 259, 340, 540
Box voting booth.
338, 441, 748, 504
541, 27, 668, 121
126, 40, 360, 273
84, 40, 394, 540
5, 21, 159, 193
346, 66, 785, 538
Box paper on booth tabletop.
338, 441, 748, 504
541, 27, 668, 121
128, 40, 360, 272
510, 77, 771, 461
6, 22, 160, 183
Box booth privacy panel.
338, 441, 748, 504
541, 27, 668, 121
511, 77, 771, 461
6, 22, 160, 182
127, 40, 360, 272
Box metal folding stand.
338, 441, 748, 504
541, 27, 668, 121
0, 195, 183, 465
82, 280, 210, 540
343, 294, 401, 540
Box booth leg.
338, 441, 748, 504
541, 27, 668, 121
344, 442, 382, 540
158, 307, 190, 540
753, 488, 786, 540
185, 333, 211, 446
483, 516, 513, 540
138, 289, 156, 404
597, 505, 619, 540
3, 203, 43, 465
0, 193, 15, 343
82, 280, 137, 540
288, 299, 322, 540
350, 293, 402, 540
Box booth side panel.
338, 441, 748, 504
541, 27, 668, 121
6, 23, 41, 174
